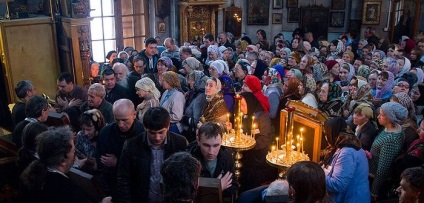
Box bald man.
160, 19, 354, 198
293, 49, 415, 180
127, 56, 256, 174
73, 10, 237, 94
96, 99, 144, 199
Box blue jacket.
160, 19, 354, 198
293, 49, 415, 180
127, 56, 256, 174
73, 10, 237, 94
326, 147, 370, 203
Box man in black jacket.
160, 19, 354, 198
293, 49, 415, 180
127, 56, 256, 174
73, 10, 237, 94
117, 107, 188, 203
187, 122, 238, 198
96, 99, 144, 199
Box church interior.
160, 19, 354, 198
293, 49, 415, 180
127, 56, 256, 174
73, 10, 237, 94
0, 0, 423, 202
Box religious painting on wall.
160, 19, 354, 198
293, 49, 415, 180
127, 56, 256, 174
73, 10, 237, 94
287, 8, 300, 23
247, 0, 270, 25
300, 5, 329, 40
272, 13, 282, 24
362, 1, 381, 25
330, 12, 345, 27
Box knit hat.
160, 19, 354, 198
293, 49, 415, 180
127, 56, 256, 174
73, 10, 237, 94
210, 60, 225, 75
247, 45, 258, 53
158, 56, 173, 70
392, 92, 416, 117
354, 103, 374, 119
325, 60, 338, 71
290, 52, 301, 64
289, 69, 303, 81
216, 60, 229, 74
183, 57, 202, 73
162, 71, 181, 88
244, 75, 262, 93
135, 77, 161, 100
380, 102, 408, 123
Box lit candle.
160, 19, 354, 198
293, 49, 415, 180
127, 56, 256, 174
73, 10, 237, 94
300, 136, 304, 153
276, 137, 279, 150
272, 145, 276, 151
226, 113, 230, 123
251, 116, 255, 130
297, 143, 300, 152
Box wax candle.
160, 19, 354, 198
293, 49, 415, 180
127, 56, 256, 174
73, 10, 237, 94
276, 137, 279, 150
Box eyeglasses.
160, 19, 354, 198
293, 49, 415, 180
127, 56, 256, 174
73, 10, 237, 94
396, 83, 410, 89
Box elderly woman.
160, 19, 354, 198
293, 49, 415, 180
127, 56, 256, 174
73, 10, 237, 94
286, 52, 301, 70
182, 70, 208, 141
206, 45, 219, 65
233, 59, 251, 92
322, 132, 370, 203
381, 57, 399, 77
372, 71, 395, 107
135, 77, 160, 119
325, 60, 341, 83
182, 57, 203, 76
329, 39, 343, 57
198, 77, 228, 127
391, 92, 418, 151
353, 103, 378, 151
160, 71, 186, 134
238, 90, 275, 191
372, 50, 386, 61
369, 102, 407, 201
299, 55, 314, 79
262, 65, 284, 120
75, 109, 106, 172
318, 82, 343, 117
209, 60, 228, 78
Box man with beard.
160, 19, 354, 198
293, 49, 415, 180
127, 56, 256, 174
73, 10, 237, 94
112, 63, 141, 106
97, 99, 144, 199
80, 83, 114, 123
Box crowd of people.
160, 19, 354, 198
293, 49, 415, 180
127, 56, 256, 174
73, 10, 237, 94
9, 27, 424, 203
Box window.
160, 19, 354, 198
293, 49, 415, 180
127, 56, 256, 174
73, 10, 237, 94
90, 0, 149, 63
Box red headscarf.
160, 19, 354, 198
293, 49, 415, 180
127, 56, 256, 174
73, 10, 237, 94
243, 75, 270, 113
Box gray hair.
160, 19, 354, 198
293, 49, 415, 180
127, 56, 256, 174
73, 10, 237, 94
15, 80, 34, 99
112, 62, 130, 75
88, 83, 106, 99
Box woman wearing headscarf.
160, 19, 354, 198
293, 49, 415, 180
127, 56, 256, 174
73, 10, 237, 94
206, 45, 219, 65
238, 91, 276, 192
135, 77, 161, 120
357, 65, 371, 79
280, 47, 291, 65
312, 56, 329, 83
182, 57, 203, 76
219, 75, 235, 113
198, 77, 229, 127
160, 71, 186, 134
391, 92, 418, 151
369, 102, 407, 201
352, 103, 378, 151
336, 62, 355, 94
372, 50, 386, 61
209, 60, 227, 78
323, 132, 370, 203
318, 82, 343, 118
372, 71, 395, 107
342, 77, 373, 122
262, 65, 284, 120
181, 70, 208, 141
357, 39, 368, 57
75, 109, 106, 172
396, 56, 412, 78
381, 57, 400, 77
280, 77, 302, 110
410, 83, 424, 123
300, 77, 319, 109
329, 39, 344, 58
325, 60, 341, 83
233, 59, 251, 92
411, 67, 424, 83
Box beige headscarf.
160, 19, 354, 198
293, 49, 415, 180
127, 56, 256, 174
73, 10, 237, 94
183, 57, 202, 74
135, 77, 161, 100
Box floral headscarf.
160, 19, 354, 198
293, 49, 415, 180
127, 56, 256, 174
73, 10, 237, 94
327, 83, 343, 101
219, 75, 233, 94
393, 92, 416, 118
357, 65, 371, 79
375, 71, 394, 99
264, 67, 283, 85
384, 57, 399, 76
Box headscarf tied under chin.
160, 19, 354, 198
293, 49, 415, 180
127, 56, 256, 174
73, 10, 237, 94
340, 63, 355, 86
243, 75, 270, 113
397, 57, 411, 78
375, 71, 394, 99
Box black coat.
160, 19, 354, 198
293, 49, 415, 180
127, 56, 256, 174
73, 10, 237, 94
356, 120, 378, 151
187, 141, 238, 197
117, 131, 188, 203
